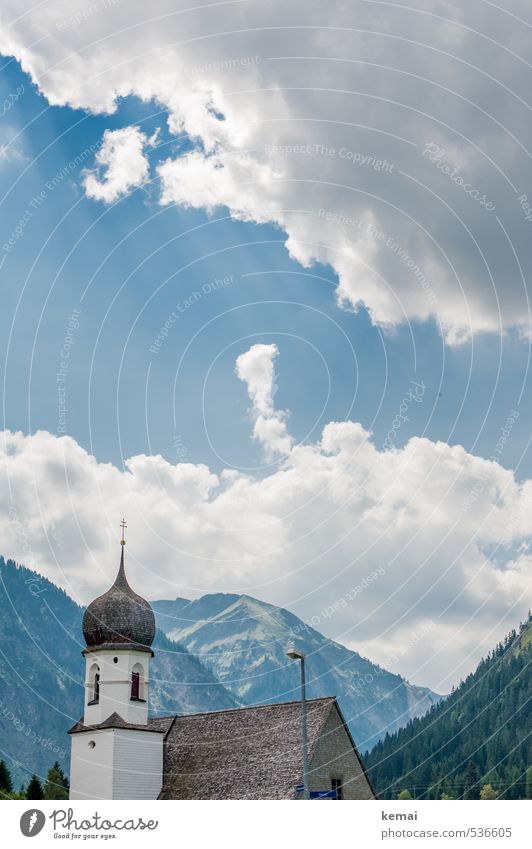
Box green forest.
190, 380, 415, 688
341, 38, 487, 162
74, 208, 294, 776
366, 616, 532, 799
0, 760, 68, 800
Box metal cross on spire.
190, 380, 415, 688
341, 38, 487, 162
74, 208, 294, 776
120, 518, 127, 545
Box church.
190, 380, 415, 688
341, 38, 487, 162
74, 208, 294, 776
69, 533, 376, 800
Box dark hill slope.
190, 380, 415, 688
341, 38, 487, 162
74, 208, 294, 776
365, 617, 532, 799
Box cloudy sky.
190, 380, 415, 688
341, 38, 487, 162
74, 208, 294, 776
1, 0, 532, 692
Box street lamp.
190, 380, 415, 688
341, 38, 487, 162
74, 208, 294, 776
286, 643, 310, 799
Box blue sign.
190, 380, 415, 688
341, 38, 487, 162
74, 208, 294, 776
295, 785, 338, 799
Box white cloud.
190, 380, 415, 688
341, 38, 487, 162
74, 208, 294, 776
157, 149, 280, 222
0, 144, 24, 166
83, 126, 150, 203
236, 344, 279, 417
2, 1, 532, 341
0, 127, 26, 167
2, 345, 531, 691
235, 343, 293, 458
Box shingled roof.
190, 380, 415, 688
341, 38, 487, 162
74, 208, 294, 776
68, 712, 174, 735
159, 697, 338, 800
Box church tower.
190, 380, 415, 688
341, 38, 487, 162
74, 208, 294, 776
69, 522, 165, 799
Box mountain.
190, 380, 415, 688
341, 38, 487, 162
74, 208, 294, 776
0, 554, 443, 788
365, 616, 532, 799
153, 593, 443, 751
0, 557, 237, 786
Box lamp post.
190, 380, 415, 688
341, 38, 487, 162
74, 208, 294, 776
286, 643, 310, 799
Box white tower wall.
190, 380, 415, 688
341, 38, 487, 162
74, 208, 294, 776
83, 647, 151, 726
69, 539, 162, 801
70, 728, 164, 800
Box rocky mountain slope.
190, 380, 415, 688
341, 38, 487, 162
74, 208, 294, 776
153, 592, 442, 751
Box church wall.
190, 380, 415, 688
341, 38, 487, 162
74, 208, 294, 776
69, 729, 115, 800
112, 728, 164, 799
70, 728, 164, 799
307, 704, 376, 799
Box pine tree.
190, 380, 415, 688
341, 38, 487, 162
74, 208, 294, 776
26, 775, 44, 800
43, 762, 69, 800
0, 761, 13, 797
526, 767, 532, 800
463, 762, 481, 800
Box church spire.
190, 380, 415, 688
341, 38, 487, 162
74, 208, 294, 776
74, 523, 157, 775
81, 519, 155, 650
118, 517, 127, 581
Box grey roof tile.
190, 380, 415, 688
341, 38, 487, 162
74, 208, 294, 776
159, 697, 336, 799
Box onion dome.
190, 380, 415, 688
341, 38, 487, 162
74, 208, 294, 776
82, 543, 155, 651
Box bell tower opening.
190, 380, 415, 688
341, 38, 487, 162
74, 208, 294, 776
131, 670, 140, 699
87, 664, 100, 705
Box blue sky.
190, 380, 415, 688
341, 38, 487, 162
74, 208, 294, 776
2, 58, 531, 479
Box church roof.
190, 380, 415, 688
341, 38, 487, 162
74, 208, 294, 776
82, 545, 155, 650
160, 697, 338, 800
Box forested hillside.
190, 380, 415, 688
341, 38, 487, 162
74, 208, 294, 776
366, 617, 532, 799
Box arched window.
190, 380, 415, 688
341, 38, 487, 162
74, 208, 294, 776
131, 663, 144, 701
88, 664, 100, 705
131, 671, 140, 699
94, 673, 100, 702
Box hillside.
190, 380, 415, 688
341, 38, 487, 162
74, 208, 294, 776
0, 557, 237, 786
365, 616, 532, 799
153, 593, 442, 751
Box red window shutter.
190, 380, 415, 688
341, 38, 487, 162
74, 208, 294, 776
131, 671, 140, 699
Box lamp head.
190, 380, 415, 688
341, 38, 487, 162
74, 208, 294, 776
286, 642, 305, 661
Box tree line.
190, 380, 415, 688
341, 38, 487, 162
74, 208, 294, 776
0, 759, 69, 800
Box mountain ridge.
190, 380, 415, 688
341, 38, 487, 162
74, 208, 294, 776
152, 592, 443, 751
